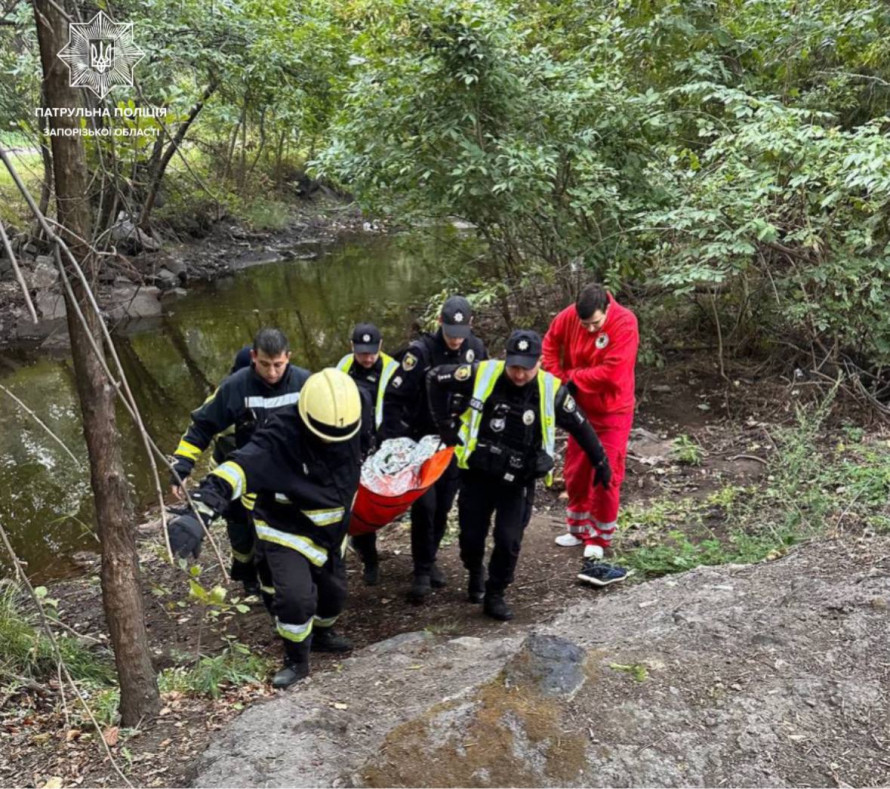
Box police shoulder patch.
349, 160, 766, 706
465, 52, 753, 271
563, 394, 577, 413
392, 375, 403, 388
455, 365, 471, 382
402, 352, 417, 371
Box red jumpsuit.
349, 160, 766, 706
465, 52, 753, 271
542, 293, 638, 547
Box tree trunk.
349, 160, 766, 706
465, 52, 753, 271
32, 0, 160, 726
36, 86, 53, 225
139, 80, 217, 229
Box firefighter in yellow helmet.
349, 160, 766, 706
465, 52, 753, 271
168, 369, 364, 688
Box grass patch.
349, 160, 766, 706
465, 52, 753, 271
0, 151, 43, 227
159, 640, 271, 699
671, 434, 703, 466
0, 581, 114, 686
614, 400, 890, 578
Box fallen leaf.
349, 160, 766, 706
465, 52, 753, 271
332, 702, 348, 710
65, 729, 82, 742
42, 778, 63, 789
102, 726, 119, 747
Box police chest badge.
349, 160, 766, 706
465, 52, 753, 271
402, 352, 417, 371
465, 349, 475, 363
595, 333, 609, 349
455, 365, 471, 382
522, 409, 535, 425
564, 394, 577, 413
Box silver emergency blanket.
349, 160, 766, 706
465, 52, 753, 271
360, 435, 443, 496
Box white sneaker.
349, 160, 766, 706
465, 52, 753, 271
555, 534, 584, 547
583, 543, 604, 560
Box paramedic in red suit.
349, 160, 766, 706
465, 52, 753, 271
542, 283, 639, 559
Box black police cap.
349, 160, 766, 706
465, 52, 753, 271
352, 323, 382, 353
441, 296, 473, 338
505, 329, 542, 369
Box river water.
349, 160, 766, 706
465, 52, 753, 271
0, 232, 465, 580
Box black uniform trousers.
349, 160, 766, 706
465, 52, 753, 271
458, 470, 536, 594
410, 456, 460, 575
255, 537, 347, 666
351, 532, 378, 567
225, 497, 257, 584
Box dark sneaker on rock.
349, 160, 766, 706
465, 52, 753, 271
272, 661, 309, 689
577, 560, 633, 587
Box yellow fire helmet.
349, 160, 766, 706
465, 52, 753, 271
298, 368, 362, 442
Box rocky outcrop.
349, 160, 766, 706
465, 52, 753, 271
193, 536, 890, 788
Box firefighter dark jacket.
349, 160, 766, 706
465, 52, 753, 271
197, 407, 363, 566
172, 363, 311, 477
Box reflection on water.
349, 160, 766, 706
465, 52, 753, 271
0, 231, 465, 580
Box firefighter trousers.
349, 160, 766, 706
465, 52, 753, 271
224, 497, 257, 584
255, 537, 347, 667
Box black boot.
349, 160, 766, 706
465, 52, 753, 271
311, 627, 353, 653
467, 570, 485, 604
272, 661, 309, 689
429, 562, 447, 589
242, 579, 261, 599
362, 563, 380, 586
408, 573, 432, 603
483, 592, 514, 621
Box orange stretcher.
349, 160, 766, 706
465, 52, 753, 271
348, 446, 455, 536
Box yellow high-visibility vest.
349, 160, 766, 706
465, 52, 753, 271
454, 360, 558, 485
336, 352, 398, 430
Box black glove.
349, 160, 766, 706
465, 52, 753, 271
437, 420, 462, 448
190, 486, 230, 519
169, 459, 193, 489
593, 459, 612, 490
566, 378, 579, 398
167, 512, 205, 559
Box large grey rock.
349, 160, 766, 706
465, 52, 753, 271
155, 267, 179, 290
25, 257, 59, 289
34, 289, 66, 320
503, 633, 586, 697
193, 537, 890, 789
107, 285, 162, 320
110, 215, 160, 253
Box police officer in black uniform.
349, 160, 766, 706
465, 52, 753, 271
336, 323, 399, 585
428, 330, 612, 621
380, 296, 488, 602
169, 328, 310, 595
168, 369, 364, 688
